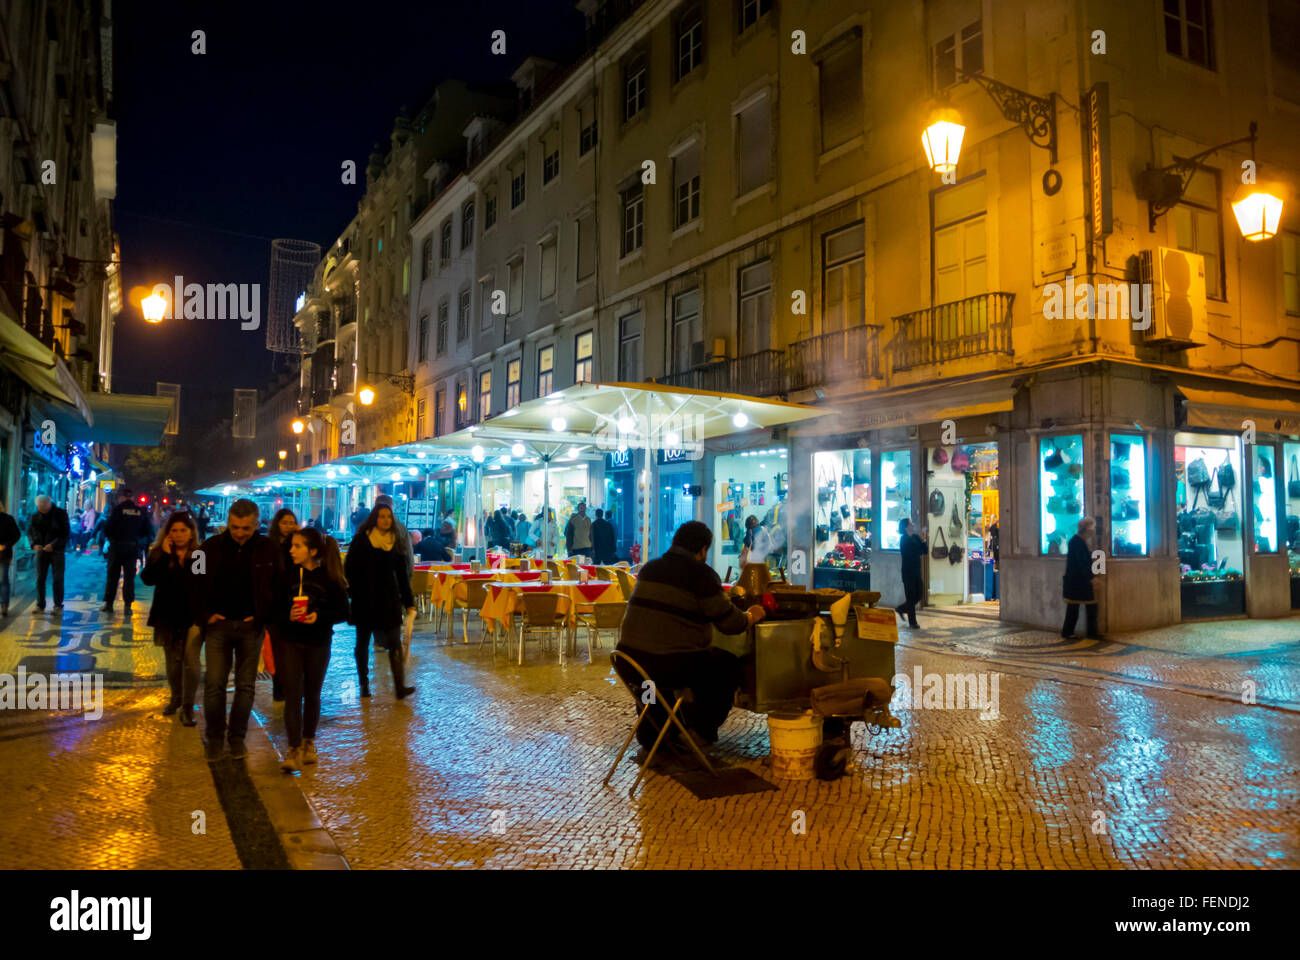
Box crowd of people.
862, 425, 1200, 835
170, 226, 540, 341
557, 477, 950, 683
476, 500, 619, 563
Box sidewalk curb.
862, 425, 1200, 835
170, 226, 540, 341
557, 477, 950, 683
242, 714, 351, 870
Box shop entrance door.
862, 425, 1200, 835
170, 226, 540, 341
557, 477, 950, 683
925, 442, 999, 609
1176, 433, 1247, 619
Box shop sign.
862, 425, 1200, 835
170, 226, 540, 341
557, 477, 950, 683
716, 500, 733, 512
606, 449, 632, 470
27, 432, 69, 472
1084, 82, 1112, 242
658, 448, 692, 464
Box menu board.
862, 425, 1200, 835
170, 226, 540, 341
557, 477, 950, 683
855, 606, 899, 644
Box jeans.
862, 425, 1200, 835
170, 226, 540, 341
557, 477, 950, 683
104, 544, 138, 604
1062, 602, 1100, 638
0, 561, 10, 607
614, 645, 742, 749
897, 573, 923, 624
282, 641, 331, 747
203, 620, 263, 742
35, 551, 65, 607
157, 624, 203, 707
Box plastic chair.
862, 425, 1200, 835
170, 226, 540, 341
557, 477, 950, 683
563, 561, 581, 581
517, 591, 566, 665
575, 601, 626, 663
604, 650, 717, 798
411, 570, 431, 619
547, 560, 566, 579
614, 568, 637, 601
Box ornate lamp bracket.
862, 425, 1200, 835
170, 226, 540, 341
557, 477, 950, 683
957, 71, 1058, 164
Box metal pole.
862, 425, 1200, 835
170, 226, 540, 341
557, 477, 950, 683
640, 396, 652, 564
542, 455, 551, 560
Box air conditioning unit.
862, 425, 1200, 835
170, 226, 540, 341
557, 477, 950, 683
1138, 247, 1207, 347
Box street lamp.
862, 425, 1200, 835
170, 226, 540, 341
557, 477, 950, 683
291, 419, 305, 434
1231, 184, 1284, 241
921, 72, 1058, 184
921, 107, 965, 175
141, 292, 167, 323
256, 458, 265, 469
358, 386, 376, 406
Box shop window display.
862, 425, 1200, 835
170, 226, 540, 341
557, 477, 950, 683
1284, 442, 1300, 608
926, 442, 998, 601
1251, 446, 1278, 554
880, 449, 912, 550
1109, 434, 1147, 556
812, 448, 870, 590
1175, 433, 1244, 618
714, 448, 788, 574
1039, 434, 1084, 555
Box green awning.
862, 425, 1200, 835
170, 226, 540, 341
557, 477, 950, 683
37, 393, 173, 446
0, 316, 91, 420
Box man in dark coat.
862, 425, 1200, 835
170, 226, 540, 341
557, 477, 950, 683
100, 488, 154, 615
0, 502, 20, 616
615, 521, 765, 750
590, 508, 617, 564
896, 518, 927, 629
29, 495, 71, 612
1062, 517, 1102, 639
193, 499, 284, 762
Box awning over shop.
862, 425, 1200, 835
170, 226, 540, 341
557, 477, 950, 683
0, 316, 91, 420
37, 393, 173, 446
1176, 384, 1300, 435
794, 379, 1016, 436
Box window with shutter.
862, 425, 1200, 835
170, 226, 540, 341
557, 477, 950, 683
507, 358, 522, 408
739, 260, 772, 353
674, 143, 701, 227
1171, 166, 1224, 299
575, 330, 594, 382
932, 176, 988, 310
672, 289, 702, 372
509, 258, 524, 314
539, 238, 557, 299
576, 213, 595, 280
818, 36, 863, 151
618, 313, 641, 380
458, 287, 471, 341
736, 96, 771, 195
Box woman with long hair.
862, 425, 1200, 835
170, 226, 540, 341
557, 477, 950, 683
278, 527, 350, 772
345, 503, 416, 700
266, 508, 299, 707
140, 510, 202, 725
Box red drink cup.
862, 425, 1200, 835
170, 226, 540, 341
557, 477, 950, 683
291, 596, 309, 621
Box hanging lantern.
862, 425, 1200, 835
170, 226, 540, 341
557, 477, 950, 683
922, 107, 965, 175
1231, 184, 1284, 241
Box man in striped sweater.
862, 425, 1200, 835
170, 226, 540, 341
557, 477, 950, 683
616, 521, 765, 750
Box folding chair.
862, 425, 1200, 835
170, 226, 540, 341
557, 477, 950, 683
452, 580, 489, 645
575, 601, 626, 663
604, 650, 718, 798
517, 592, 566, 665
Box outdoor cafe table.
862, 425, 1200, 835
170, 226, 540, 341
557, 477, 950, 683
430, 569, 546, 613
478, 579, 622, 632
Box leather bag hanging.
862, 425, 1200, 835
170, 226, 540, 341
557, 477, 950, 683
1043, 441, 1064, 470
948, 537, 964, 565
931, 527, 949, 561
932, 447, 949, 468
1214, 489, 1239, 533
950, 446, 971, 472
949, 500, 963, 537
1186, 456, 1211, 488
1289, 455, 1300, 499
928, 489, 945, 516
1216, 453, 1236, 492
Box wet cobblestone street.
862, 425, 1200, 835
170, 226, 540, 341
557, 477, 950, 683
2, 554, 1297, 869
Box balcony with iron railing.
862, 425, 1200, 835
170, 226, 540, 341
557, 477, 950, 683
787, 324, 883, 393
887, 292, 1014, 373
653, 349, 785, 398
454, 405, 478, 431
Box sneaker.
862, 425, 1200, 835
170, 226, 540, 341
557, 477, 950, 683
179, 706, 197, 727
227, 737, 247, 760
302, 739, 317, 764
280, 747, 301, 773
204, 740, 224, 763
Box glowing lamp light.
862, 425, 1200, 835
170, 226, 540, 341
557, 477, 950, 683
256, 458, 266, 469
141, 292, 167, 323
291, 419, 305, 434
326, 469, 336, 479
1231, 185, 1284, 241
511, 443, 526, 457
922, 107, 965, 174
338, 465, 350, 475
358, 386, 376, 405
407, 467, 417, 476
551, 417, 567, 432
665, 431, 681, 446
392, 471, 402, 481
618, 416, 635, 433
471, 444, 485, 463
732, 412, 749, 428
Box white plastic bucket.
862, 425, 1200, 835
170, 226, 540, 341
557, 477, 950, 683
767, 712, 822, 780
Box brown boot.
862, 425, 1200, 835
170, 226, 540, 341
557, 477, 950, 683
389, 647, 415, 700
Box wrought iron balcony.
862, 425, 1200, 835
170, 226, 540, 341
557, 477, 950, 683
455, 407, 478, 431
887, 292, 1014, 372
654, 349, 785, 398
787, 324, 882, 392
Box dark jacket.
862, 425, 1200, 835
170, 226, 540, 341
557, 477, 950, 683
279, 564, 350, 646
0, 511, 20, 564
29, 506, 70, 552
415, 534, 451, 562
103, 500, 154, 550
1062, 533, 1095, 603
900, 532, 926, 580
345, 532, 415, 630
617, 545, 750, 656
193, 530, 283, 629
140, 546, 200, 630
591, 518, 617, 564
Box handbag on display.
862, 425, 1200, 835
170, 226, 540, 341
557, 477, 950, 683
931, 527, 949, 561
1111, 465, 1130, 489
1192, 509, 1215, 545
1257, 455, 1272, 479
1285, 514, 1300, 547
842, 473, 853, 489
1288, 455, 1300, 498
1177, 531, 1197, 551
928, 489, 945, 516
1178, 546, 1198, 566
1044, 441, 1064, 470
951, 446, 971, 472
1187, 456, 1211, 488
1177, 510, 1198, 535
932, 447, 949, 468
1115, 538, 1142, 556
1067, 462, 1083, 478
948, 538, 964, 564
1216, 454, 1236, 492
1207, 489, 1225, 510
1214, 491, 1239, 533
949, 500, 963, 537
1113, 441, 1131, 462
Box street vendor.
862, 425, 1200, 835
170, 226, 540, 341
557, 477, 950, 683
615, 520, 765, 751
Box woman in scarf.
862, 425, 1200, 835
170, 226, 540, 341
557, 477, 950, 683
140, 511, 203, 725
345, 504, 417, 700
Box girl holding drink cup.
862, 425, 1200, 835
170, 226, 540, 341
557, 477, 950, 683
278, 527, 350, 773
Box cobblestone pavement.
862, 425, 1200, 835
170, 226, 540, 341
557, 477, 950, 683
1, 553, 1297, 869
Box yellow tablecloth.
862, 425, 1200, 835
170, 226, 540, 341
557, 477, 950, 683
430, 570, 532, 612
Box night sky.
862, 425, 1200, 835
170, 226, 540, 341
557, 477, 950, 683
111, 0, 585, 430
